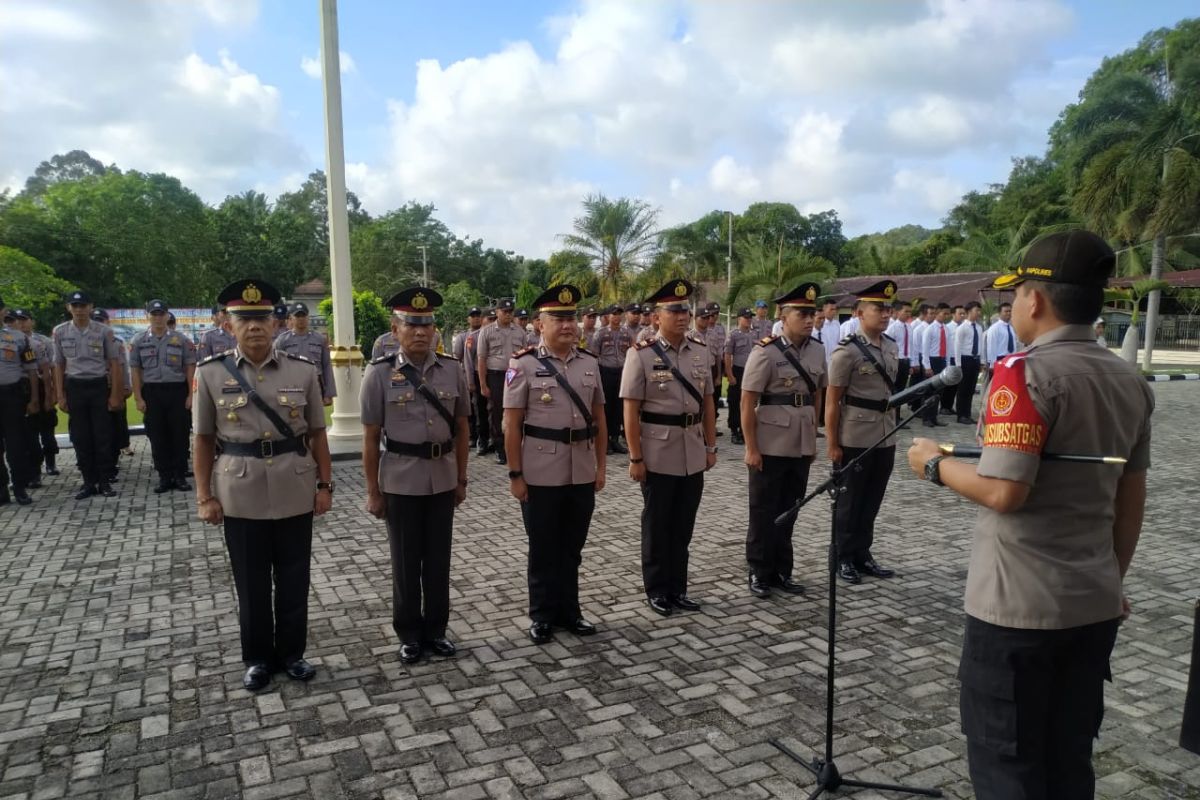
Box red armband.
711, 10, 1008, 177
982, 355, 1047, 456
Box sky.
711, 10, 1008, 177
1, 0, 1195, 258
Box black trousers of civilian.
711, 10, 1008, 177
895, 358, 911, 393
0, 383, 34, 491
485, 369, 506, 445
65, 377, 112, 486
727, 365, 745, 433
640, 470, 703, 598
521, 483, 594, 624
960, 615, 1120, 800
833, 444, 894, 564
923, 357, 949, 422
746, 454, 812, 580
385, 490, 455, 642
955, 355, 981, 419
223, 513, 314, 667
599, 366, 623, 438
472, 383, 489, 446
143, 382, 191, 479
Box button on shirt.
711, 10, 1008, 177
724, 328, 755, 368
828, 334, 899, 448
274, 330, 336, 397
593, 326, 634, 369
53, 320, 119, 379
741, 335, 826, 458
0, 326, 37, 385
477, 322, 527, 371
129, 330, 198, 383
619, 336, 713, 476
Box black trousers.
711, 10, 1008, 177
485, 369, 505, 444
600, 366, 623, 438
466, 381, 478, 442
834, 445, 894, 563
923, 357, 949, 422
0, 383, 34, 491
143, 382, 190, 479
640, 470, 703, 598
895, 359, 911, 393
66, 377, 112, 486
955, 356, 981, 419
747, 455, 812, 580
960, 615, 1120, 800
385, 490, 455, 642
711, 364, 721, 421
223, 513, 314, 667
521, 483, 594, 624
727, 365, 745, 433
472, 384, 489, 446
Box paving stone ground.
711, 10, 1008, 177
1, 383, 1198, 799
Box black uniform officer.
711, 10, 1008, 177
0, 301, 40, 505
14, 310, 59, 478
724, 308, 755, 444
91, 308, 132, 480
130, 300, 197, 492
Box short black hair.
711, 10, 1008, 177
893, 300, 910, 311
936, 302, 951, 311
998, 302, 1012, 311
964, 301, 981, 312
917, 303, 931, 314
1027, 281, 1103, 325
953, 304, 965, 312
821, 299, 838, 308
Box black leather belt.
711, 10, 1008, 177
523, 423, 596, 443
845, 395, 888, 413
640, 410, 701, 427
218, 437, 306, 458
66, 376, 108, 384
759, 393, 813, 407
385, 437, 455, 459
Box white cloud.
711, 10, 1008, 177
300, 50, 357, 79
891, 169, 967, 216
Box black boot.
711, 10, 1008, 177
609, 436, 627, 454
44, 457, 59, 476
154, 475, 174, 494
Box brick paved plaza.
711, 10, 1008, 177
1, 382, 1198, 800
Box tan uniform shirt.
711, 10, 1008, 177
193, 350, 325, 519
53, 320, 119, 378
619, 336, 713, 476
503, 345, 604, 486
967, 324, 1154, 630
477, 321, 526, 371
593, 326, 633, 369
360, 351, 468, 496
741, 335, 826, 458
828, 333, 899, 448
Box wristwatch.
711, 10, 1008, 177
508, 470, 523, 480
705, 445, 718, 454
924, 455, 947, 486
317, 480, 335, 494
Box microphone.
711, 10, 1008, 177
886, 365, 962, 408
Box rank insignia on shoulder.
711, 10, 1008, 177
437, 352, 460, 361
756, 335, 778, 347
198, 350, 232, 366
370, 353, 397, 366
634, 340, 652, 350
839, 335, 855, 346
514, 346, 536, 358
283, 352, 314, 364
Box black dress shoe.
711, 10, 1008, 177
647, 596, 673, 616
748, 575, 772, 598
528, 622, 554, 644
185, 468, 194, 477
774, 575, 806, 595
609, 438, 627, 454
922, 420, 935, 428
99, 483, 117, 497
174, 477, 191, 491
956, 416, 977, 425
242, 664, 271, 692
857, 558, 895, 579
154, 479, 174, 494
399, 642, 422, 664
566, 618, 597, 636
284, 658, 316, 681
476, 442, 490, 456
495, 452, 507, 465
715, 430, 724, 437
74, 485, 97, 500
45, 466, 60, 476
26, 479, 42, 489
14, 492, 32, 506
933, 419, 948, 427
837, 562, 862, 585
672, 595, 701, 611
426, 637, 457, 657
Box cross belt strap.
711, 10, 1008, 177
385, 437, 455, 459
759, 393, 813, 407
845, 395, 888, 413
220, 357, 306, 443
640, 410, 702, 427
523, 423, 596, 444
218, 437, 306, 458
847, 336, 895, 394
533, 355, 594, 430
393, 360, 458, 431
771, 338, 817, 395
647, 340, 704, 408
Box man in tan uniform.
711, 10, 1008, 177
907, 231, 1153, 799
477, 298, 525, 464
621, 279, 717, 617
361, 287, 469, 666
740, 283, 826, 598
193, 278, 333, 692
826, 280, 900, 585
592, 305, 633, 455
503, 285, 606, 644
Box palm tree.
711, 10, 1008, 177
726, 235, 836, 312
553, 194, 660, 302
938, 212, 1079, 272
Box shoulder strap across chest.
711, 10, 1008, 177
648, 339, 704, 407
771, 338, 817, 395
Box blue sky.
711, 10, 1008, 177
1, 1, 1196, 256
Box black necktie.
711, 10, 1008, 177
972, 324, 978, 357
1006, 324, 1014, 353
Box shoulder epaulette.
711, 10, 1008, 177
756, 335, 778, 347
839, 335, 854, 346
634, 339, 653, 350
576, 347, 597, 358
198, 349, 233, 367
282, 352, 315, 364
437, 351, 460, 362
882, 333, 895, 342
513, 346, 537, 359
686, 333, 706, 346
370, 353, 397, 366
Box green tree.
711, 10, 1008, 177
556, 194, 660, 302
272, 170, 371, 289
514, 279, 540, 312
318, 290, 390, 351
726, 236, 836, 312
659, 210, 733, 284
0, 246, 78, 331
438, 281, 484, 340
22, 150, 115, 198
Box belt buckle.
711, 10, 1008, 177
793, 394, 804, 407
430, 441, 442, 459
259, 439, 274, 458
683, 412, 697, 427
566, 427, 576, 444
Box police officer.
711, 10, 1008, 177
0, 300, 39, 505
592, 305, 632, 454
724, 308, 754, 445
452, 307, 484, 446
193, 278, 333, 692
476, 298, 526, 464
200, 306, 236, 359
130, 300, 197, 492
53, 291, 122, 499
92, 308, 133, 476
466, 309, 491, 452
274, 303, 335, 406
636, 309, 659, 344
906, 231, 1154, 799
372, 318, 401, 360
13, 309, 58, 480
750, 300, 773, 340
271, 304, 289, 340
919, 303, 953, 428
361, 287, 468, 665
579, 306, 598, 351
503, 285, 606, 644
620, 279, 717, 616
693, 303, 725, 434
740, 284, 825, 598
825, 280, 900, 585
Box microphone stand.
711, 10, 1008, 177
769, 393, 943, 799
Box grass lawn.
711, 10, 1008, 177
54, 398, 336, 434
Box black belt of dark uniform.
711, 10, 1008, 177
523, 423, 596, 443
218, 437, 306, 458
844, 395, 889, 413
66, 375, 108, 384
759, 392, 814, 407
640, 410, 701, 427
385, 436, 455, 459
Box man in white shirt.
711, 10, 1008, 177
919, 303, 953, 427
984, 302, 1018, 368
952, 301, 984, 424
885, 300, 914, 392
945, 304, 965, 365
909, 304, 932, 401
839, 302, 861, 339
820, 300, 840, 363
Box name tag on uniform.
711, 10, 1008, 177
776, 360, 787, 366
221, 386, 241, 394
652, 364, 669, 371
535, 369, 553, 377
280, 387, 304, 392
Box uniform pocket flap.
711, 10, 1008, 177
645, 425, 670, 441
758, 406, 791, 428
